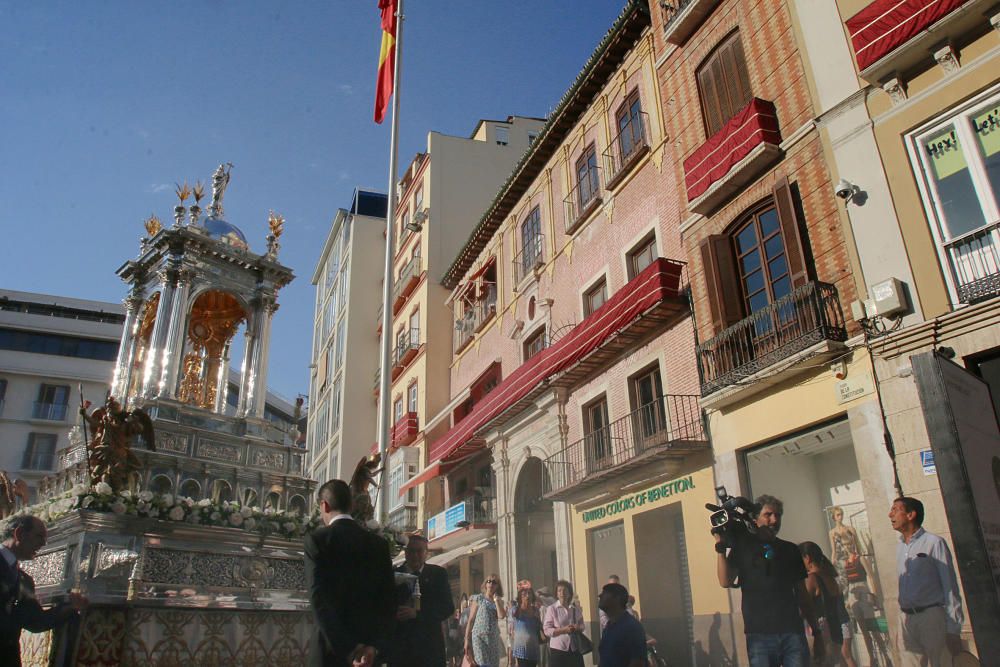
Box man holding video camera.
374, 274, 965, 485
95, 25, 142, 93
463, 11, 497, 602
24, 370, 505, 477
712, 492, 823, 666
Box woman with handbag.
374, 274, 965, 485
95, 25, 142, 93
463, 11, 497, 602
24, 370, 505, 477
543, 580, 587, 667
465, 575, 506, 667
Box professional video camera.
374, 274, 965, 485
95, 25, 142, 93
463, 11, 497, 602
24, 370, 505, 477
705, 486, 759, 544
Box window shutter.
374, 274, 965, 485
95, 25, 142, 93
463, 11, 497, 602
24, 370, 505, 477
772, 176, 810, 287
699, 235, 743, 332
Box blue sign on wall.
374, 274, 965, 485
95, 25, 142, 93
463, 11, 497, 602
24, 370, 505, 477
427, 500, 468, 540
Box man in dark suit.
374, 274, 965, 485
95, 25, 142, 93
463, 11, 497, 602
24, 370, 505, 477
388, 534, 455, 667
1, 515, 87, 667
305, 480, 396, 667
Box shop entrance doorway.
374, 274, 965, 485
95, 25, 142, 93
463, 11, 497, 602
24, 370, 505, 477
633, 503, 693, 667
588, 520, 629, 634
514, 457, 556, 588
746, 419, 893, 666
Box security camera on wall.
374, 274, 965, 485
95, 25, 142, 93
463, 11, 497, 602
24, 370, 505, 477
835, 178, 859, 202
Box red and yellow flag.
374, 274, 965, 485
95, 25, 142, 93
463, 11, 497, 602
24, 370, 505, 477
374, 0, 397, 124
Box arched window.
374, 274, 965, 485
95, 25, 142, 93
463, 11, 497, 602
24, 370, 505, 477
243, 488, 258, 508
149, 475, 173, 496
265, 492, 281, 511
289, 495, 307, 515
180, 479, 201, 500
212, 479, 233, 504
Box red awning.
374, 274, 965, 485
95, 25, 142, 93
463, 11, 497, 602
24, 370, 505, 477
683, 98, 780, 201
428, 257, 684, 464
846, 0, 969, 71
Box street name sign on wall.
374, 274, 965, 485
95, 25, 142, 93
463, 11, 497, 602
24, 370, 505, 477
913, 352, 1000, 658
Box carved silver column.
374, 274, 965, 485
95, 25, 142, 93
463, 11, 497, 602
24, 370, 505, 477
158, 271, 192, 399
111, 291, 144, 402
213, 341, 232, 414
140, 270, 178, 400
237, 292, 275, 419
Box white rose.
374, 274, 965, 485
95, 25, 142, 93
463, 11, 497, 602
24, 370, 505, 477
161, 494, 174, 507
70, 496, 80, 508
82, 496, 94, 509
197, 498, 212, 508
168, 506, 185, 521
366, 519, 380, 531
138, 491, 154, 502
244, 518, 257, 531
240, 506, 253, 519
209, 512, 221, 523
110, 501, 127, 515
229, 513, 244, 527
283, 521, 296, 533
95, 482, 112, 496
119, 490, 133, 500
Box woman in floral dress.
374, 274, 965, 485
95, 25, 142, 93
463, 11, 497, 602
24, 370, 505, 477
465, 574, 506, 667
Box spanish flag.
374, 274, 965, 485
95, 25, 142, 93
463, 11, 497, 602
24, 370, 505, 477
374, 0, 397, 124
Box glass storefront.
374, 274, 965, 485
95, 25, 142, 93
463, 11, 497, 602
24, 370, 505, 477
745, 419, 894, 666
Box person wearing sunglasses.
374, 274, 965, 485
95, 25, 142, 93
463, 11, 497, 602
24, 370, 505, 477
464, 575, 506, 667
714, 494, 823, 666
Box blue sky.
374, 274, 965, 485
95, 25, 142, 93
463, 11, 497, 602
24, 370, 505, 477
0, 1, 625, 401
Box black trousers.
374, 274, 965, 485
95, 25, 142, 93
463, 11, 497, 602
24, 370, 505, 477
549, 648, 584, 667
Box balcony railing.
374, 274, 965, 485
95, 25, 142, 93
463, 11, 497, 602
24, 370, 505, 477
386, 506, 418, 534
945, 221, 1000, 304
454, 285, 499, 352
393, 254, 422, 313
604, 111, 651, 189
393, 327, 421, 370
513, 234, 545, 285
426, 494, 497, 540
696, 281, 848, 396
32, 402, 68, 421
661, 0, 720, 46
564, 166, 602, 235
545, 394, 705, 497
392, 412, 419, 448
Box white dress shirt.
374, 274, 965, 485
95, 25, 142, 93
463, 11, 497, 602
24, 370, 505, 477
543, 601, 582, 652
896, 527, 964, 633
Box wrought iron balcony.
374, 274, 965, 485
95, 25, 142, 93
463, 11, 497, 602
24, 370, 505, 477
386, 506, 418, 534
513, 234, 545, 285
545, 394, 706, 500
32, 402, 68, 421
453, 285, 498, 352
426, 494, 497, 541
392, 327, 421, 372
945, 221, 1000, 304
393, 254, 422, 314
564, 165, 602, 235
696, 281, 848, 396
604, 111, 651, 189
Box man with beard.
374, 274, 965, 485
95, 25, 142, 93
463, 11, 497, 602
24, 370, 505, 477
715, 494, 823, 666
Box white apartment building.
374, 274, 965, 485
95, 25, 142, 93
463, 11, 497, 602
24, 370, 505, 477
306, 189, 387, 484
0, 289, 304, 503
0, 290, 124, 499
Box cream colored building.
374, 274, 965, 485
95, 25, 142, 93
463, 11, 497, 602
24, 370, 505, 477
379, 116, 545, 548
306, 189, 388, 485
789, 0, 1000, 659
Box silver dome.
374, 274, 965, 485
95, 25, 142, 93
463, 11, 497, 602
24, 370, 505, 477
201, 217, 249, 251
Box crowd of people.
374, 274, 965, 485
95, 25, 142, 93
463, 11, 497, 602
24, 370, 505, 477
0, 477, 968, 667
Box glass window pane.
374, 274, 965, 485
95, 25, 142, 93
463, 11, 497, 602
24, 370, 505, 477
735, 225, 758, 254
971, 105, 1000, 210
771, 275, 791, 301
740, 249, 760, 275
748, 291, 769, 314
758, 208, 780, 238
768, 254, 788, 281
744, 269, 765, 295
924, 127, 986, 238
764, 234, 785, 261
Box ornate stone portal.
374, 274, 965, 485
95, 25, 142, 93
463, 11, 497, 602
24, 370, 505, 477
22, 165, 315, 666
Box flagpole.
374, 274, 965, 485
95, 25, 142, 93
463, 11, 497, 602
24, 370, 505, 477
375, 0, 403, 526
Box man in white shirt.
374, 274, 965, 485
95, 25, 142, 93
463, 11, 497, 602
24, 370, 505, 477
890, 497, 964, 666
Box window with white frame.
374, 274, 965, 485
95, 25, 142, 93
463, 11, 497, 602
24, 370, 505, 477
407, 381, 418, 414
23, 433, 57, 470
912, 90, 1000, 305
388, 464, 404, 509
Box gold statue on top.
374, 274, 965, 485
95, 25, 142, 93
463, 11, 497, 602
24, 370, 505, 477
144, 214, 163, 237
268, 211, 285, 238
175, 181, 192, 203
193, 181, 206, 204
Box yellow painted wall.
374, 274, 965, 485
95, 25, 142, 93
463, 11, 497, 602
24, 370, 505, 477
569, 467, 730, 622
707, 350, 875, 456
